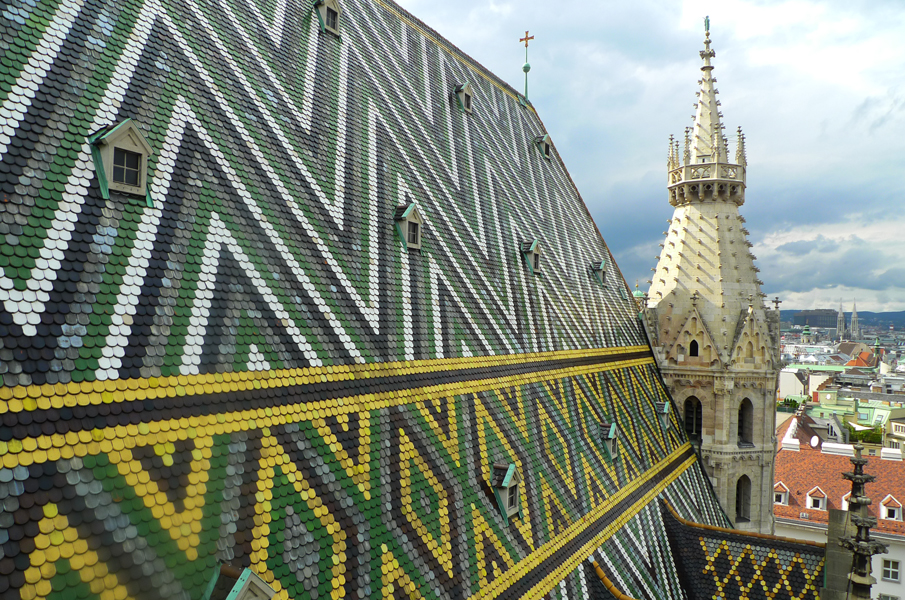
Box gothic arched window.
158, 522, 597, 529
736, 475, 751, 523
738, 398, 754, 445
689, 340, 699, 357
684, 396, 702, 441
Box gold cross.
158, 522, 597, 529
520, 31, 534, 48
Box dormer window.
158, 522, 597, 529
655, 402, 670, 430
806, 486, 826, 511
202, 565, 276, 600
491, 462, 522, 525
773, 482, 789, 505
600, 420, 619, 461
454, 83, 473, 114
520, 240, 540, 275
314, 0, 341, 35
87, 119, 153, 204
533, 134, 552, 160
589, 260, 606, 285
394, 202, 424, 251
882, 495, 902, 521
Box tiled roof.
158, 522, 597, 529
775, 418, 905, 537
0, 0, 735, 598
661, 501, 825, 600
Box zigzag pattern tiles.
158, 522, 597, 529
0, 0, 641, 386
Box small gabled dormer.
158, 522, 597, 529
88, 119, 153, 204
491, 462, 522, 526
202, 565, 276, 600
599, 420, 619, 461
394, 202, 424, 251
589, 260, 606, 285
534, 133, 552, 160
655, 402, 670, 431
881, 495, 903, 521
806, 486, 826, 511
314, 0, 342, 35
454, 82, 473, 114
773, 482, 789, 505
520, 240, 540, 275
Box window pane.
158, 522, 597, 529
407, 222, 419, 245
125, 151, 140, 169
124, 167, 139, 186
327, 7, 337, 29
533, 253, 539, 270
113, 148, 142, 186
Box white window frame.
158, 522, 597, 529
883, 559, 901, 583
882, 495, 903, 521
806, 487, 826, 511
879, 594, 899, 600
774, 482, 789, 506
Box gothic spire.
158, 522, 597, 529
689, 21, 722, 164
735, 127, 747, 166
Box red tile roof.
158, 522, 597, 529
774, 418, 905, 537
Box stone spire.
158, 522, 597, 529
644, 18, 779, 535
851, 300, 860, 340
689, 23, 723, 164
837, 300, 846, 340
651, 23, 755, 311
839, 443, 888, 599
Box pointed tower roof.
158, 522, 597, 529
650, 19, 759, 313
690, 23, 724, 164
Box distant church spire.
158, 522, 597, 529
837, 299, 846, 340
851, 300, 860, 340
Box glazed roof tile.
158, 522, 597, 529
0, 0, 755, 597
662, 501, 825, 600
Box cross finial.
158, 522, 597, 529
773, 296, 782, 310
519, 31, 535, 101
690, 291, 700, 306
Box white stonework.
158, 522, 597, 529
644, 28, 780, 534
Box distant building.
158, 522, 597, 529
793, 309, 839, 328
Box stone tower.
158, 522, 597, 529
837, 300, 846, 340
850, 301, 860, 340
643, 22, 780, 534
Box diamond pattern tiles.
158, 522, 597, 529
0, 0, 731, 599
661, 501, 826, 600
0, 356, 724, 600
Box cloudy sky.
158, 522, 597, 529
395, 0, 905, 311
